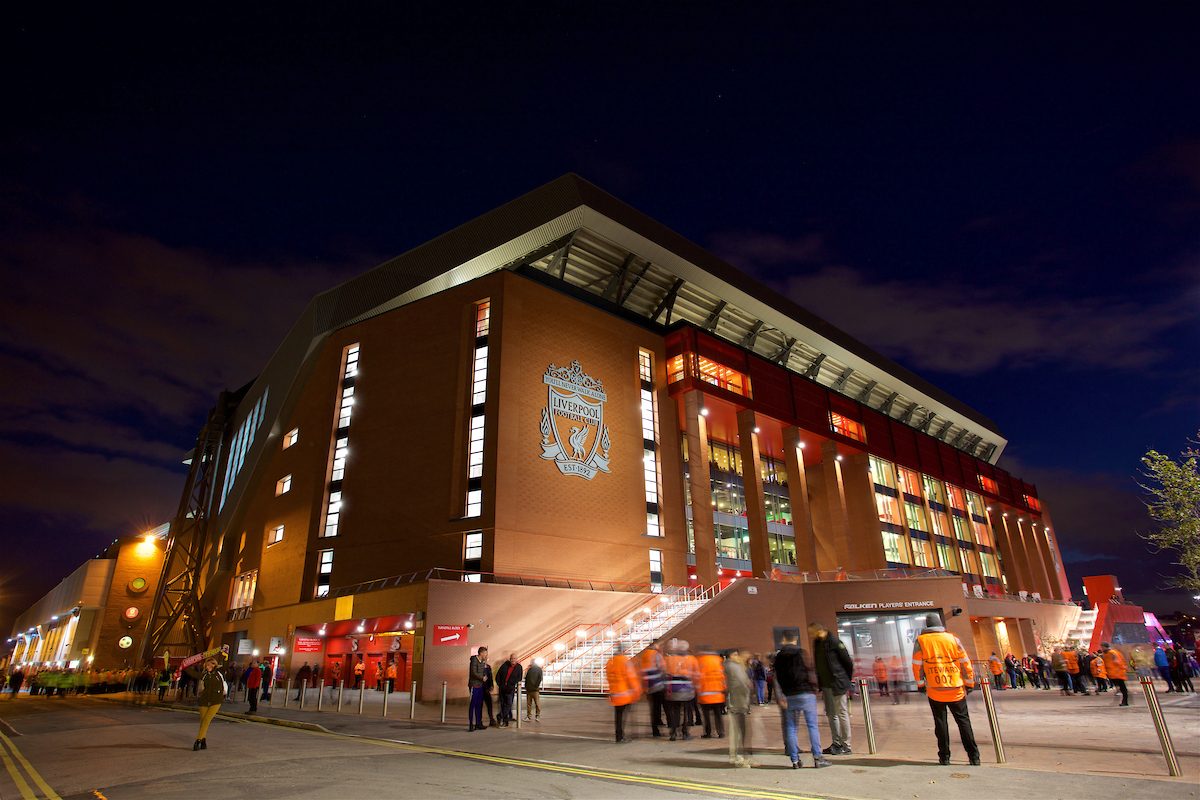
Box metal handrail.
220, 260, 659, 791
332, 567, 677, 599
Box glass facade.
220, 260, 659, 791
838, 609, 942, 689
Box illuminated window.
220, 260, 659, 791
667, 354, 686, 384
868, 455, 897, 491
696, 355, 749, 396
649, 549, 663, 592
316, 549, 333, 598
331, 438, 349, 482
284, 428, 299, 449
464, 531, 483, 579
897, 467, 922, 498
770, 534, 798, 565
904, 501, 929, 533
910, 536, 933, 568
465, 300, 490, 517
875, 493, 902, 525
979, 551, 1000, 579
952, 515, 973, 543
829, 412, 866, 443
934, 540, 958, 572
973, 519, 995, 548
322, 491, 342, 538
882, 531, 909, 565
1024, 494, 1041, 512
466, 489, 482, 518
978, 475, 999, 494
959, 546, 981, 575
640, 350, 662, 537
921, 476, 946, 507
220, 388, 270, 511
343, 344, 359, 379
275, 474, 292, 496
338, 386, 355, 428
268, 525, 284, 546
946, 484, 968, 514
965, 491, 987, 519
639, 350, 652, 383
231, 570, 258, 609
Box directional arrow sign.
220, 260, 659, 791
432, 625, 468, 646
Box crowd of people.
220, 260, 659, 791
1, 665, 175, 698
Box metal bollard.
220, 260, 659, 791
269, 680, 277, 707
410, 680, 417, 719
299, 682, 306, 710
358, 682, 365, 715
515, 687, 521, 730
317, 682, 323, 712
337, 680, 344, 712
978, 679, 1006, 763
857, 678, 877, 754
440, 681, 447, 723
1140, 676, 1181, 776
382, 684, 389, 717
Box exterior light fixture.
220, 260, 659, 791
554, 643, 566, 651
253, 650, 260, 656
576, 630, 586, 638
356, 626, 365, 633
754, 427, 760, 433
700, 408, 708, 416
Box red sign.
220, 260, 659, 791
294, 636, 324, 653
432, 625, 468, 646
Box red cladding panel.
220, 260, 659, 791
665, 329, 692, 359
958, 453, 979, 489
696, 332, 748, 372
861, 410, 895, 458
994, 468, 1014, 502
791, 376, 830, 431
747, 359, 793, 420
828, 394, 861, 420
890, 420, 920, 471
1023, 481, 1037, 500
938, 443, 964, 486
916, 436, 942, 478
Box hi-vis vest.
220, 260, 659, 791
606, 655, 642, 706
1103, 649, 1127, 680
696, 654, 726, 704
912, 630, 975, 702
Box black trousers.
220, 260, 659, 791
665, 699, 690, 734
928, 696, 979, 761
614, 704, 630, 741
1111, 678, 1128, 704
647, 691, 665, 733
247, 686, 259, 713
483, 689, 494, 721
700, 701, 724, 736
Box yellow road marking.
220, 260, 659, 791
0, 734, 36, 800
282, 725, 834, 800
0, 730, 61, 800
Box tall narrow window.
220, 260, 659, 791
322, 343, 361, 540
284, 428, 299, 449
463, 531, 483, 579
331, 438, 349, 482
338, 386, 355, 427
648, 549, 663, 593
639, 350, 662, 537
465, 301, 490, 518
316, 549, 333, 598
231, 570, 258, 609
220, 387, 270, 511
269, 525, 284, 545
275, 475, 292, 496
322, 491, 342, 538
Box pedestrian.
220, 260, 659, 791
664, 639, 699, 741
6, 669, 24, 698
987, 652, 1004, 689
294, 662, 311, 701
751, 657, 767, 704
353, 657, 365, 689
496, 653, 523, 726
639, 643, 667, 736
873, 657, 889, 696
1090, 651, 1107, 693
1173, 645, 1195, 692
157, 665, 172, 702
188, 658, 226, 751
1063, 647, 1087, 694
696, 644, 726, 739
912, 612, 980, 767
605, 643, 642, 743
775, 629, 831, 769
385, 660, 397, 694
524, 658, 543, 721
1051, 647, 1070, 695
482, 660, 497, 727
245, 659, 262, 713
1153, 644, 1174, 692
723, 649, 758, 767
1004, 654, 1020, 689
808, 622, 853, 756
1100, 643, 1129, 706
467, 647, 488, 731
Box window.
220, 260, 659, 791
316, 549, 333, 598
875, 493, 902, 526
284, 428, 299, 449
978, 475, 999, 494
269, 525, 284, 545
946, 484, 968, 514
897, 467, 922, 498
322, 491, 342, 537
770, 533, 797, 565
695, 355, 749, 396
639, 350, 653, 383
475, 301, 491, 338
639, 351, 662, 537
466, 489, 482, 519
934, 539, 958, 572
343, 344, 359, 379
275, 474, 292, 496
331, 438, 349, 482
231, 570, 258, 609
470, 345, 489, 406
338, 386, 355, 428
952, 515, 973, 543
464, 531, 483, 578
921, 476, 946, 507
869, 455, 898, 491
219, 387, 270, 511
829, 412, 866, 443
649, 549, 663, 593
1024, 494, 1041, 512
910, 535, 932, 567
979, 551, 1000, 579
904, 501, 929, 533
882, 531, 909, 565
467, 415, 485, 480
667, 354, 686, 384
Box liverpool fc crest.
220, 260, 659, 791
539, 361, 611, 480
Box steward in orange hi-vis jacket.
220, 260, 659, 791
873, 657, 890, 696
1101, 643, 1130, 706
606, 644, 642, 743
912, 613, 980, 766
696, 647, 727, 739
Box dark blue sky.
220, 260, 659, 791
2, 4, 1197, 639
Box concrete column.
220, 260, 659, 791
1017, 618, 1039, 658
843, 451, 887, 570
987, 509, 1025, 595
736, 410, 772, 580
684, 392, 718, 587
782, 426, 818, 573
818, 440, 856, 570
1031, 519, 1065, 601
1017, 519, 1053, 599
1002, 514, 1037, 594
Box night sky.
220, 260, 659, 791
2, 5, 1197, 643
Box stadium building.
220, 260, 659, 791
137, 175, 1108, 697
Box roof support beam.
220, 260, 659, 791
702, 300, 727, 332
546, 234, 575, 280
832, 367, 855, 391
740, 320, 765, 349
650, 278, 685, 325
980, 443, 998, 462
856, 380, 878, 404
949, 428, 967, 448
879, 392, 899, 416
601, 253, 636, 302
803, 353, 826, 378
774, 336, 798, 366
898, 403, 923, 425
933, 420, 953, 440
917, 413, 937, 434
619, 260, 651, 307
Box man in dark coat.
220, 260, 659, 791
496, 653, 523, 727
808, 622, 854, 755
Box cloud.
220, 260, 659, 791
709, 231, 827, 269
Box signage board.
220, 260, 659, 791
269, 637, 286, 655
431, 625, 468, 646
237, 639, 255, 655
180, 644, 230, 670
294, 636, 323, 653
842, 600, 935, 611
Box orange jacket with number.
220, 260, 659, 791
696, 654, 727, 704
913, 629, 975, 702
606, 655, 642, 706
1063, 650, 1080, 674
1090, 657, 1106, 679
1103, 649, 1127, 680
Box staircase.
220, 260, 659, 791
1066, 606, 1097, 650
538, 585, 719, 694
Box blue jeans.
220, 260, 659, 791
755, 680, 766, 703
780, 693, 822, 764
469, 686, 485, 726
